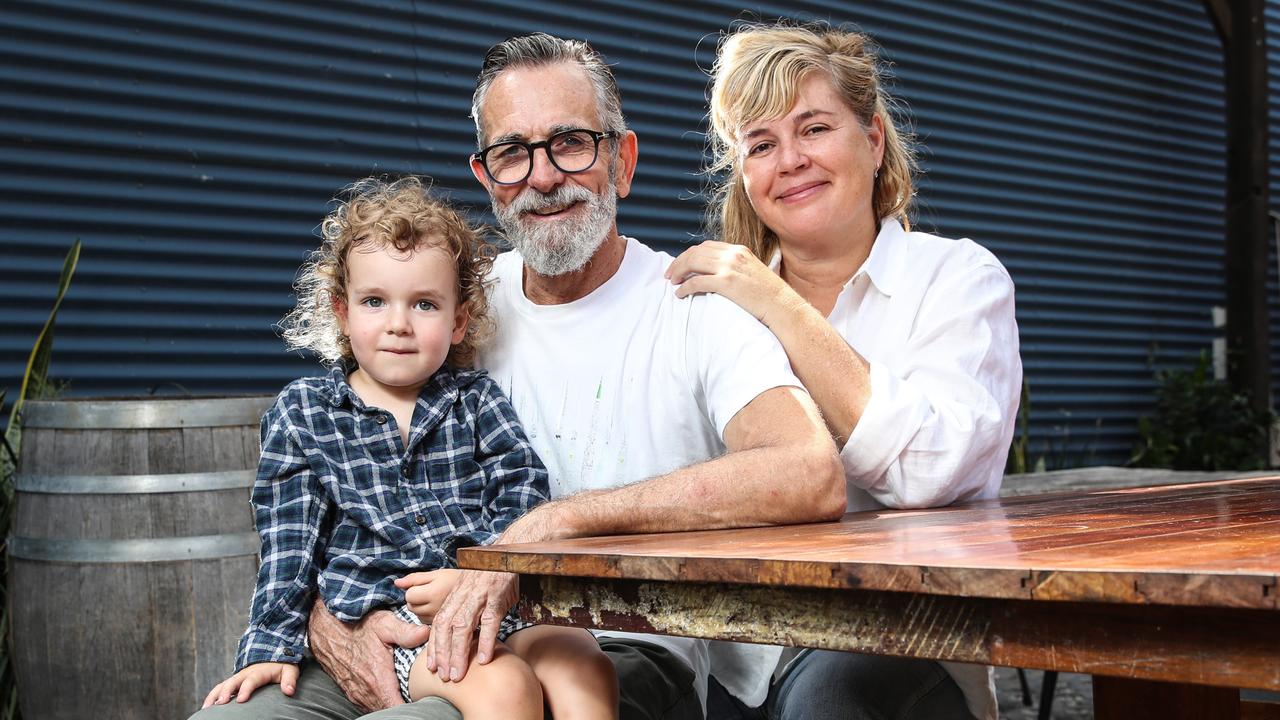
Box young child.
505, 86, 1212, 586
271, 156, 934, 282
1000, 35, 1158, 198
202, 177, 618, 719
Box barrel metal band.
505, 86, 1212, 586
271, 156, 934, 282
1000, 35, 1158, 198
15, 470, 254, 495
21, 396, 274, 429
7, 532, 260, 563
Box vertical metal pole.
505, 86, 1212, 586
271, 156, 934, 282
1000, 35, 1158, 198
1216, 0, 1271, 413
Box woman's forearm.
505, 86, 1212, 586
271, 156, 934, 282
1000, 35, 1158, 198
762, 298, 871, 445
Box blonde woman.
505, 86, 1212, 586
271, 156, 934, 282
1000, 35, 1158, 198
666, 22, 1021, 720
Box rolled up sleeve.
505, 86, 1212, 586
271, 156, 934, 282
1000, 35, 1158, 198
842, 263, 1020, 509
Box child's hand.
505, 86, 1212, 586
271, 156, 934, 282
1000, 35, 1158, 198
202, 662, 300, 708
395, 568, 463, 622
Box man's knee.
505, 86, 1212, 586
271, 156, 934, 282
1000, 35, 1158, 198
598, 638, 701, 720
360, 697, 463, 720
186, 661, 462, 720
187, 662, 352, 720
770, 651, 970, 720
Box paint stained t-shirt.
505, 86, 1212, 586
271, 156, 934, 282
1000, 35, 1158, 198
477, 235, 803, 704
480, 236, 800, 499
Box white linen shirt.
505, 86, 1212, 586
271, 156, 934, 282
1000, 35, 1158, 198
818, 218, 1021, 513
717, 218, 1020, 720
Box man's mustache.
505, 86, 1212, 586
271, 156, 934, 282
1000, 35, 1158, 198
502, 185, 596, 217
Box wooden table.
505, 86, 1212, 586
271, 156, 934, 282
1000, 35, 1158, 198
460, 477, 1280, 720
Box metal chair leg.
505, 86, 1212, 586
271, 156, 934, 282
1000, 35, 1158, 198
1016, 668, 1033, 706
1038, 670, 1059, 720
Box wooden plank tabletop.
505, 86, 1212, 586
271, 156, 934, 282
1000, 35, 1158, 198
462, 477, 1280, 610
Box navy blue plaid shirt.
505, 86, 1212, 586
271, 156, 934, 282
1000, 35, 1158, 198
234, 364, 548, 670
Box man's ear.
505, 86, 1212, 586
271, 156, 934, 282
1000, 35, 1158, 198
469, 154, 491, 191
613, 130, 639, 200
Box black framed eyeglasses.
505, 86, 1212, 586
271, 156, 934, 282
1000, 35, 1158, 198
473, 128, 618, 185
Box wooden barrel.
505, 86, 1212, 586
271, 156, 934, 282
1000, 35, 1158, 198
8, 396, 273, 720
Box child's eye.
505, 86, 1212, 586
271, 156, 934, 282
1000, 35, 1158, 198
360, 297, 384, 308
415, 300, 437, 311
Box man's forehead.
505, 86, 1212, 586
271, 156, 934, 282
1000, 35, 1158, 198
479, 61, 601, 142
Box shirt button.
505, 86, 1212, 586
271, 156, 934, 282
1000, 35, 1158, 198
282, 648, 296, 657
415, 515, 427, 525
376, 414, 388, 424
401, 465, 412, 477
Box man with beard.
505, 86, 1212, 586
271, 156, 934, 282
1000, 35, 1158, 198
191, 33, 843, 720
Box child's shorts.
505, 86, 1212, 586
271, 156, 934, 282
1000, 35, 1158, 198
391, 604, 533, 702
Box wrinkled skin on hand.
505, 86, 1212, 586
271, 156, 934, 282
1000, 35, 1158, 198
307, 598, 431, 711
424, 506, 564, 683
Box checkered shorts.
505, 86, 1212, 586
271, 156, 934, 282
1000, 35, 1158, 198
390, 605, 533, 701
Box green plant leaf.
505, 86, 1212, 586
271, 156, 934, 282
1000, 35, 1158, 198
5, 239, 80, 443
1130, 351, 1273, 471
0, 389, 13, 468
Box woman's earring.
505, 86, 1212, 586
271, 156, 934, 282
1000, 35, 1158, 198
874, 167, 880, 180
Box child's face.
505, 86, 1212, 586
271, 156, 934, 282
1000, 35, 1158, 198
336, 241, 467, 395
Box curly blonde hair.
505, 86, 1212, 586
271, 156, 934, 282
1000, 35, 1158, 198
281, 176, 495, 368
705, 21, 918, 261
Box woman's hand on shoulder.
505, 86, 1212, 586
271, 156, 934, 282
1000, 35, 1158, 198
396, 568, 463, 622
665, 241, 795, 327
202, 661, 299, 708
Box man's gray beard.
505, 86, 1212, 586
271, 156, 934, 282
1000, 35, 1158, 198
493, 181, 617, 277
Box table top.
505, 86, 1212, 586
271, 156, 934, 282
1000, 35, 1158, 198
461, 476, 1280, 611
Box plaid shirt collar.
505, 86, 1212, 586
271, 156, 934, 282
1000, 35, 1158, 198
320, 364, 462, 438
322, 361, 463, 412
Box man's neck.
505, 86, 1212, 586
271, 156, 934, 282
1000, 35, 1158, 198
523, 233, 627, 305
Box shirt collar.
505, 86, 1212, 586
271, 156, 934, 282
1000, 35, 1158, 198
323, 364, 362, 408
766, 218, 908, 297
320, 363, 461, 419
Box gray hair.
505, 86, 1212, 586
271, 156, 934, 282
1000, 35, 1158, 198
471, 33, 627, 148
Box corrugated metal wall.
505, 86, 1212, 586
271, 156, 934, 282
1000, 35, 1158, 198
0, 0, 1245, 466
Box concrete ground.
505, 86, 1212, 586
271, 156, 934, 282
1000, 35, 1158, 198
995, 667, 1092, 719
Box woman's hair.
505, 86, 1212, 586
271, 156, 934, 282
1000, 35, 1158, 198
705, 21, 917, 261
280, 176, 496, 368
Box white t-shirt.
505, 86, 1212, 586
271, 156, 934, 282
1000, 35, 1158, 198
713, 219, 1020, 720
477, 235, 804, 708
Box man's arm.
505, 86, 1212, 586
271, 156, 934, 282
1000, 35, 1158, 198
541, 385, 843, 535
425, 385, 843, 682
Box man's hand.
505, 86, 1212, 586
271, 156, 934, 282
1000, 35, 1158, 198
307, 598, 431, 711
421, 506, 562, 683
423, 568, 519, 683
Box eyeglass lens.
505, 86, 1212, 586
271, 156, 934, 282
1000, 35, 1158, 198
484, 130, 601, 184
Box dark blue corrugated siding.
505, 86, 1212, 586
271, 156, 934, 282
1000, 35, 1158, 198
0, 0, 1241, 466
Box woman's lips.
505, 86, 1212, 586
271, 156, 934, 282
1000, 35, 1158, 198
777, 182, 826, 203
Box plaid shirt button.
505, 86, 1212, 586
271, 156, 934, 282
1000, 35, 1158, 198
415, 515, 427, 525
376, 414, 388, 424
